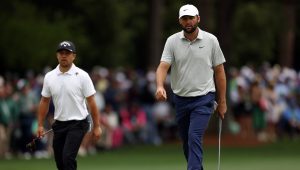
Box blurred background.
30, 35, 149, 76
0, 0, 300, 166
1, 0, 299, 72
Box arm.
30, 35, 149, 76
86, 95, 102, 141
155, 61, 171, 101
37, 96, 50, 138
214, 64, 227, 119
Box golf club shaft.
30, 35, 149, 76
217, 118, 222, 170
42, 129, 53, 136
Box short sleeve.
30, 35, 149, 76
41, 74, 51, 97
160, 37, 174, 64
212, 37, 226, 67
82, 73, 96, 98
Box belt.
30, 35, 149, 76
55, 117, 88, 124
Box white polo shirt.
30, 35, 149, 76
42, 64, 96, 121
161, 28, 226, 97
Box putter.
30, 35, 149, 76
213, 101, 222, 170
218, 117, 222, 170
26, 129, 53, 152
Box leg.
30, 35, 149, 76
174, 93, 215, 170
187, 94, 215, 170
177, 113, 190, 161
63, 121, 88, 170
52, 123, 67, 170
174, 95, 190, 161
188, 111, 211, 170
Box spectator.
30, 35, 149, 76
250, 79, 267, 141
16, 79, 39, 158
97, 103, 123, 149
120, 102, 148, 144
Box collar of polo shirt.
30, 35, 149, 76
180, 27, 204, 40
55, 64, 78, 75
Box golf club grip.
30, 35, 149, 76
36, 129, 53, 140
35, 129, 53, 140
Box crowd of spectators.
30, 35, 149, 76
228, 63, 300, 142
0, 63, 300, 159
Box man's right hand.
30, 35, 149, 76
155, 87, 167, 101
37, 126, 44, 139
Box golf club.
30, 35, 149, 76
218, 117, 222, 170
213, 101, 222, 170
26, 129, 53, 152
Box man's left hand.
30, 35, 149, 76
91, 126, 102, 142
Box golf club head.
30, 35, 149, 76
25, 129, 53, 152
26, 139, 36, 152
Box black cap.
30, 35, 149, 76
56, 41, 76, 53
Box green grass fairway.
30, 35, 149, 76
1, 139, 299, 170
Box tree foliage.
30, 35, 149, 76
0, 0, 299, 73
231, 2, 282, 66
0, 0, 89, 72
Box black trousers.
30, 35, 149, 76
52, 118, 89, 170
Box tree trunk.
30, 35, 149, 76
216, 0, 234, 65
195, 0, 214, 31
279, 0, 296, 68
147, 0, 163, 68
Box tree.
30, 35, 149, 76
279, 0, 296, 68
231, 2, 281, 66
216, 0, 235, 65
0, 0, 89, 73
147, 0, 164, 68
